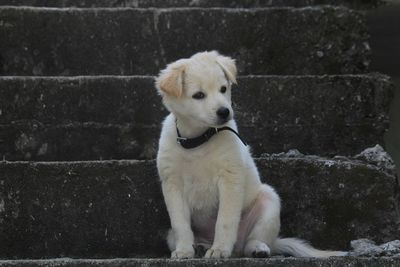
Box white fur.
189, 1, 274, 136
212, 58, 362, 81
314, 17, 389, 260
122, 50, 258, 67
155, 51, 346, 259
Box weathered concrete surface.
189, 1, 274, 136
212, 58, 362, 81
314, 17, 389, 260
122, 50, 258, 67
0, 156, 397, 258
0, 160, 169, 259
236, 74, 393, 157
0, 76, 166, 125
349, 239, 400, 257
0, 7, 369, 76
0, 74, 393, 160
1, 258, 400, 267
0, 122, 160, 161
257, 153, 399, 252
354, 144, 396, 172
0, 0, 383, 8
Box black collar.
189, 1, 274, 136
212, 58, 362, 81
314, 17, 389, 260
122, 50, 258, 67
176, 124, 247, 149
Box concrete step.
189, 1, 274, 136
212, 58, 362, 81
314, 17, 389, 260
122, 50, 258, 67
0, 0, 382, 9
0, 154, 397, 258
0, 122, 160, 161
0, 6, 369, 76
0, 74, 393, 160
1, 258, 400, 267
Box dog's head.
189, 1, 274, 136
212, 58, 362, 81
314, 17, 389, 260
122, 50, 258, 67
155, 51, 237, 127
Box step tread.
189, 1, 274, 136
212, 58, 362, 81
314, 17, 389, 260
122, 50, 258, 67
0, 74, 392, 160
0, 257, 399, 267
0, 6, 368, 76
0, 155, 397, 258
0, 0, 382, 8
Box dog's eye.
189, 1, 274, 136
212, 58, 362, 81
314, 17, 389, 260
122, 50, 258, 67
192, 92, 206, 100
220, 86, 227, 94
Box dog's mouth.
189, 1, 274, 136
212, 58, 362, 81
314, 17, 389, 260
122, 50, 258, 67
215, 117, 232, 126
194, 114, 233, 128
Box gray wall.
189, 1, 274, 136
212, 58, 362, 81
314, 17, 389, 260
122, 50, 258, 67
367, 1, 400, 178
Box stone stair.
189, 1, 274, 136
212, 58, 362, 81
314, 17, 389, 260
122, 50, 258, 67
1, 258, 400, 267
0, 0, 398, 266
0, 155, 397, 259
0, 6, 369, 76
0, 74, 392, 160
0, 0, 382, 8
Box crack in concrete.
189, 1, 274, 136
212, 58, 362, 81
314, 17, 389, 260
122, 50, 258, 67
153, 9, 167, 67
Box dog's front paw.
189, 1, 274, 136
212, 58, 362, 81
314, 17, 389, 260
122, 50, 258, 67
171, 247, 195, 259
204, 246, 231, 258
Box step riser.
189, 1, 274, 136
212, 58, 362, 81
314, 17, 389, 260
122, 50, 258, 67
1, 121, 389, 161
0, 158, 396, 258
0, 77, 165, 126
0, 75, 392, 160
0, 0, 381, 8
0, 123, 160, 161
0, 7, 369, 76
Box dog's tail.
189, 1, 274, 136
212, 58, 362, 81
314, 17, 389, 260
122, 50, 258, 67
271, 238, 347, 258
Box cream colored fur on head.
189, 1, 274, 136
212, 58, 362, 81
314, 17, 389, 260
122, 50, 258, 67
156, 51, 236, 98
155, 51, 237, 130
155, 51, 347, 259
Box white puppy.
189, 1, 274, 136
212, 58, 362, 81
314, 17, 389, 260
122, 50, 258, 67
155, 51, 345, 259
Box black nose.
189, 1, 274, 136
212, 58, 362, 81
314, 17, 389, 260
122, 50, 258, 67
216, 107, 230, 120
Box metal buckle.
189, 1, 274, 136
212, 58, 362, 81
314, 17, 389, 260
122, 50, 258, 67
176, 137, 187, 144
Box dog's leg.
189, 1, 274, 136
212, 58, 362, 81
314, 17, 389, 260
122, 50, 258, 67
204, 174, 244, 259
168, 228, 212, 257
166, 228, 176, 251
162, 180, 194, 258
243, 185, 281, 258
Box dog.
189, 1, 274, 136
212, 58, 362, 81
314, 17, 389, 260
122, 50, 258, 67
155, 51, 346, 258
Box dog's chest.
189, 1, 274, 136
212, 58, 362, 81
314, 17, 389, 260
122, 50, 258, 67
179, 155, 222, 211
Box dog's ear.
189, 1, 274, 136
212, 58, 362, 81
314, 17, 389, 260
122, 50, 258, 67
216, 55, 237, 85
156, 60, 186, 98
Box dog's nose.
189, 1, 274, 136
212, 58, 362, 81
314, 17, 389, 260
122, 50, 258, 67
216, 107, 230, 120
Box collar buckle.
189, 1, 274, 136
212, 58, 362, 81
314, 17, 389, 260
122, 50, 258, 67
176, 137, 187, 144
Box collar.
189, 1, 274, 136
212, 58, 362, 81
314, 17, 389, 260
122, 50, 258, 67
176, 123, 247, 149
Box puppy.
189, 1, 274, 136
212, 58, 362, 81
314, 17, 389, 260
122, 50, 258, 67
155, 51, 346, 258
